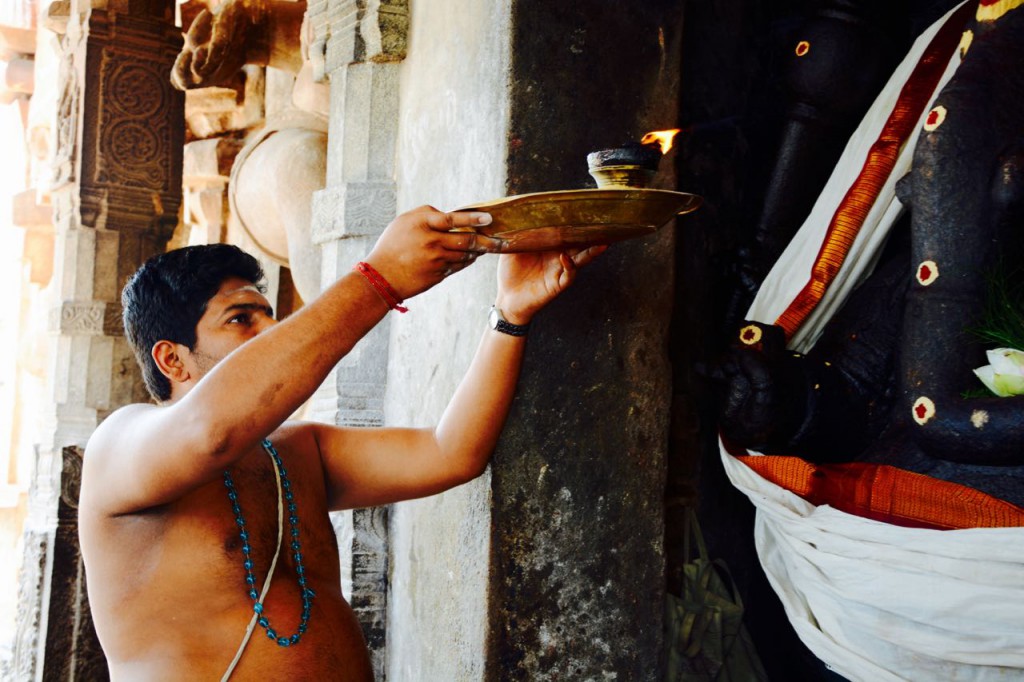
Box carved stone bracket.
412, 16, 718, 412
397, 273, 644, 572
307, 0, 358, 81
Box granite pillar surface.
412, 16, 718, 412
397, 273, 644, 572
486, 2, 683, 678
307, 1, 408, 678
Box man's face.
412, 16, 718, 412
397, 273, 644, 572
186, 276, 277, 380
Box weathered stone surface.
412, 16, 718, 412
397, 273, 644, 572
311, 181, 397, 242
484, 2, 683, 678
41, 447, 107, 682
7, 529, 47, 681
383, 0, 510, 677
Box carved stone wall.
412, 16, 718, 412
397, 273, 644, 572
8, 524, 46, 681
12, 1, 184, 678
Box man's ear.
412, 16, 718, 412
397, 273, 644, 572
152, 340, 191, 385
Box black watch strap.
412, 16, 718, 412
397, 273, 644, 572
489, 306, 530, 336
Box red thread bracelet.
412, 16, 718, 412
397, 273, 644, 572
354, 262, 409, 313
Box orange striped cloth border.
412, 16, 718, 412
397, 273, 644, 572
775, 1, 974, 339
737, 455, 1024, 530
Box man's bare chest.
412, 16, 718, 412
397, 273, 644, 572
214, 440, 338, 577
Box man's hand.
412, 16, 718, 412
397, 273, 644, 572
494, 246, 608, 325
363, 206, 505, 300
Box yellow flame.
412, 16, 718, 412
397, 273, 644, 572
640, 129, 681, 155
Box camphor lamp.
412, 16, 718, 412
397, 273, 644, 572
586, 129, 681, 189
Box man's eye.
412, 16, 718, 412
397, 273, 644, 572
228, 314, 249, 325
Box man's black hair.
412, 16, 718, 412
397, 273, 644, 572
122, 244, 265, 402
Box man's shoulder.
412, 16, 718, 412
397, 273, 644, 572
83, 403, 173, 482
87, 402, 161, 450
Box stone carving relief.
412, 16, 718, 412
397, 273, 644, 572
96, 55, 172, 190
228, 109, 326, 301
43, 447, 108, 680
174, 0, 331, 301
53, 301, 106, 336
52, 36, 79, 188
172, 0, 307, 90
351, 506, 388, 677
59, 445, 82, 512
74, 9, 184, 234
8, 532, 47, 681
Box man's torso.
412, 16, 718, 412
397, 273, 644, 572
80, 423, 373, 680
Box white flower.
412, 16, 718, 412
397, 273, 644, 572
973, 348, 1024, 397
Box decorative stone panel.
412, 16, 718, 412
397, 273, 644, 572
78, 9, 184, 237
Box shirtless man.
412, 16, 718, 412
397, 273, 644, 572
79, 205, 604, 680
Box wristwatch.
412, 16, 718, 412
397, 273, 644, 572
488, 306, 530, 336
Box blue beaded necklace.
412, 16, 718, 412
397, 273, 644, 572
223, 439, 316, 649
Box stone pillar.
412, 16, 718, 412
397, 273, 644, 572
11, 1, 184, 678
488, 3, 681, 677
306, 1, 407, 678
181, 137, 244, 246
382, 0, 681, 678
41, 447, 107, 682
309, 1, 678, 678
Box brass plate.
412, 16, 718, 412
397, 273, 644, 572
452, 188, 702, 252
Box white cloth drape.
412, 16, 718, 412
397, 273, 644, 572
721, 3, 1024, 679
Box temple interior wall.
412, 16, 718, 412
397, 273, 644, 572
385, 2, 511, 677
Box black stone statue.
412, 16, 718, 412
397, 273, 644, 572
715, 2, 1024, 506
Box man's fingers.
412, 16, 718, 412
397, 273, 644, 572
436, 230, 506, 254
570, 244, 608, 267
423, 210, 492, 231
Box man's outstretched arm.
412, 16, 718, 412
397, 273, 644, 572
314, 247, 606, 510
83, 207, 500, 516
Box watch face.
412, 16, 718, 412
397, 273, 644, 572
489, 307, 501, 329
